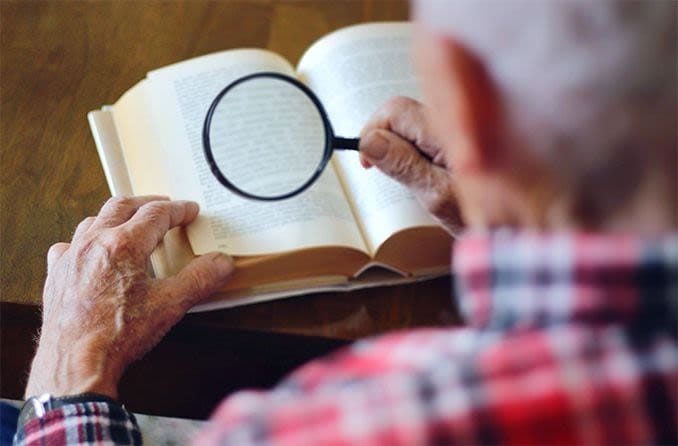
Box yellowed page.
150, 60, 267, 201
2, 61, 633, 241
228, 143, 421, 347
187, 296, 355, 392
113, 49, 366, 256
111, 80, 170, 197
297, 23, 439, 255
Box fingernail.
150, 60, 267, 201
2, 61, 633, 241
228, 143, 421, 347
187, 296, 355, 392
361, 131, 389, 162
186, 201, 200, 215
210, 252, 234, 275
175, 200, 199, 217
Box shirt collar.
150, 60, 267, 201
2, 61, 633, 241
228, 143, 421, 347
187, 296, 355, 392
453, 230, 678, 332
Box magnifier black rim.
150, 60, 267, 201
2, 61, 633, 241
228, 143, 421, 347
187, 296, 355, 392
202, 71, 334, 201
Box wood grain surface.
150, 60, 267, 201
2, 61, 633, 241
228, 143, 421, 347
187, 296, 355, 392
0, 0, 461, 414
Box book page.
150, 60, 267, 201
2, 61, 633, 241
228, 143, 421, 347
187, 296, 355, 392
111, 80, 171, 198
297, 23, 438, 255
116, 49, 366, 256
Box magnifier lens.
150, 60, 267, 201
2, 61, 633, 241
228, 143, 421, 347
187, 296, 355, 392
207, 76, 328, 199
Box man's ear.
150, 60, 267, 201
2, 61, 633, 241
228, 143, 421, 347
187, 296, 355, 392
427, 35, 503, 174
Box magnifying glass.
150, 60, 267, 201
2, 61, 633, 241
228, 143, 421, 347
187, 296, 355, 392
203, 72, 359, 201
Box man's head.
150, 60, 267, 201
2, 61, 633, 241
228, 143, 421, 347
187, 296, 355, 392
413, 0, 676, 232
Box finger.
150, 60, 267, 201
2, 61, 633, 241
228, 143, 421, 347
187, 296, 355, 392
47, 242, 70, 275
362, 129, 464, 234
360, 96, 444, 164
120, 200, 200, 254
161, 252, 234, 310
72, 217, 96, 241
92, 195, 170, 230
360, 128, 450, 191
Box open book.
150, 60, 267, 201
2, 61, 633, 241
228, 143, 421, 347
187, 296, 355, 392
88, 22, 453, 311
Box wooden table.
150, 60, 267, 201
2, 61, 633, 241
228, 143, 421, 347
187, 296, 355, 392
0, 0, 460, 419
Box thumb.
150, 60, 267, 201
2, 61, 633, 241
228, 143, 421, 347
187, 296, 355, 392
360, 128, 445, 191
165, 252, 234, 309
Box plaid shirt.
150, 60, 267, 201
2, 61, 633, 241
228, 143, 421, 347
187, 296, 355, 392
15, 231, 678, 445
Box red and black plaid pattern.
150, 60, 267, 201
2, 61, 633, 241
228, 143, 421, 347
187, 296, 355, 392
196, 231, 677, 445
14, 401, 141, 445
15, 231, 678, 445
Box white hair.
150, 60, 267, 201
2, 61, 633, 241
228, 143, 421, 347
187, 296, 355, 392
415, 0, 676, 213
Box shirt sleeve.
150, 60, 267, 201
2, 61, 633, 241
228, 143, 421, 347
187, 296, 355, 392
193, 322, 677, 446
194, 328, 464, 446
13, 401, 142, 446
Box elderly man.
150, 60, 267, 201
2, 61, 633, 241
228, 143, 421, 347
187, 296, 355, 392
14, 0, 676, 444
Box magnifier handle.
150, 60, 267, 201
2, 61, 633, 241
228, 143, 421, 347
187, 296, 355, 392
334, 135, 438, 164
333, 137, 360, 151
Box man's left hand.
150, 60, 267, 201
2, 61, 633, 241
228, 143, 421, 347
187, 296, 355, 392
25, 196, 233, 399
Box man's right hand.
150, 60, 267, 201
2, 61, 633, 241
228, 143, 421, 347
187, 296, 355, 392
359, 96, 463, 235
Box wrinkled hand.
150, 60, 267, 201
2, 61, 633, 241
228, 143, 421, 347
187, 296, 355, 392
25, 196, 233, 399
359, 97, 463, 235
